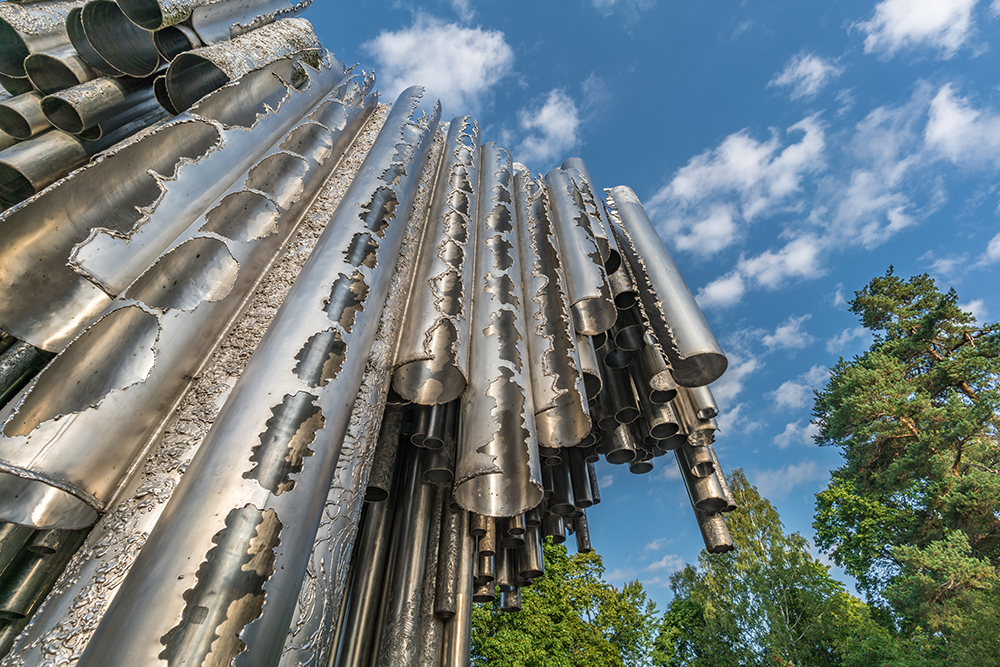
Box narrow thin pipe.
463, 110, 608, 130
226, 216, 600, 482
366, 405, 405, 502
415, 484, 447, 667
574, 511, 593, 554
587, 461, 601, 505
516, 526, 544, 579
434, 501, 465, 620
438, 502, 473, 667
567, 448, 594, 509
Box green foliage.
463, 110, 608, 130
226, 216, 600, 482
812, 269, 1000, 644
470, 540, 659, 667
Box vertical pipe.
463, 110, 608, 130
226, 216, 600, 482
695, 510, 734, 554
574, 511, 593, 554
366, 405, 405, 503
587, 461, 601, 506
415, 484, 446, 667
438, 504, 472, 667
435, 501, 464, 620
567, 448, 594, 509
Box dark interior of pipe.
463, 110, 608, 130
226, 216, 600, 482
0, 106, 30, 140
0, 163, 33, 206
116, 0, 165, 31
82, 2, 160, 77
24, 56, 81, 96
153, 75, 179, 115
67, 8, 121, 76
40, 97, 85, 134
154, 26, 194, 62
0, 20, 29, 78
167, 56, 230, 114
0, 74, 31, 96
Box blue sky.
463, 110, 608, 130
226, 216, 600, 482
310, 0, 1000, 611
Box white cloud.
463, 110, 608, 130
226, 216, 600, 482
856, 0, 979, 59
826, 326, 871, 354
774, 420, 821, 448
762, 314, 815, 350
983, 234, 1000, 264
708, 349, 760, 405
717, 401, 766, 435
959, 299, 988, 320
646, 553, 685, 572
769, 53, 844, 100
739, 235, 826, 289
926, 84, 1000, 167
993, 0, 1000, 17
644, 538, 667, 552
696, 272, 746, 308
600, 474, 615, 490
770, 364, 828, 410
833, 283, 848, 308
363, 16, 513, 115
590, 0, 656, 16
514, 89, 582, 167
449, 0, 474, 21
752, 461, 826, 500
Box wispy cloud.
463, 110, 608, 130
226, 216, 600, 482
762, 314, 815, 351
646, 553, 685, 573
590, 0, 656, 18
774, 420, 820, 448
752, 461, 827, 500
514, 89, 582, 168
925, 84, 1000, 167
959, 299, 988, 320
644, 538, 667, 552
769, 364, 829, 410
363, 16, 513, 115
826, 326, 871, 355
855, 0, 979, 59
769, 53, 844, 100
449, 0, 475, 22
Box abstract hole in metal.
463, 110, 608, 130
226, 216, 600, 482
245, 151, 309, 209
128, 237, 239, 312
3, 306, 159, 437
293, 329, 346, 388
243, 392, 323, 495
343, 232, 380, 269
200, 191, 282, 242
158, 506, 282, 666
323, 271, 369, 331
280, 121, 334, 164
360, 186, 399, 238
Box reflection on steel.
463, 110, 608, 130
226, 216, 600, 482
607, 186, 729, 386
0, 1, 81, 78
514, 165, 591, 448
454, 143, 542, 518
165, 17, 320, 112
544, 168, 616, 336
24, 44, 95, 94
0, 5, 744, 660
393, 117, 480, 405
73, 87, 439, 667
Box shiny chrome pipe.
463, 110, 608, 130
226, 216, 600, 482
494, 544, 514, 592
577, 333, 602, 400
543, 167, 616, 335
41, 75, 155, 135
73, 87, 440, 667
603, 364, 640, 424
588, 461, 601, 505
676, 447, 728, 513
687, 384, 720, 420
332, 498, 396, 667
0, 341, 53, 409
0, 72, 373, 530
499, 587, 521, 613
0, 1, 81, 78
636, 332, 678, 403
516, 526, 544, 579
607, 186, 729, 386
600, 334, 634, 369
477, 516, 496, 557
547, 459, 575, 516
416, 485, 447, 667
497, 517, 524, 549
604, 422, 639, 465
542, 513, 566, 544
80, 1, 161, 78
560, 157, 621, 272
435, 502, 466, 620
0, 92, 51, 139
612, 306, 646, 352
393, 117, 480, 405
708, 444, 737, 512
472, 580, 495, 604
0, 54, 343, 352
454, 143, 542, 518
675, 387, 720, 446
153, 73, 178, 114
0, 522, 33, 578
475, 553, 495, 584
630, 363, 680, 439
438, 501, 473, 667
24, 43, 96, 94
165, 17, 320, 112
567, 448, 594, 509
0, 529, 87, 623
191, 0, 313, 46
628, 456, 654, 475
514, 165, 592, 448
116, 0, 216, 30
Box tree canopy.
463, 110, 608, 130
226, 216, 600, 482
471, 540, 660, 666
812, 269, 1000, 656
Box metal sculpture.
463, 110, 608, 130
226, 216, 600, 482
0, 2, 737, 666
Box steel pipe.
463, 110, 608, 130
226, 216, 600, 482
154, 23, 202, 61
24, 43, 96, 94
495, 545, 514, 592
604, 422, 639, 465
477, 517, 496, 557
191, 0, 313, 46
567, 448, 594, 509
603, 364, 640, 424
73, 87, 440, 667
588, 461, 601, 505
687, 384, 720, 420
472, 580, 495, 604
548, 459, 575, 516
500, 588, 522, 613
0, 1, 81, 78
332, 498, 396, 667
80, 1, 161, 78
695, 509, 734, 554
153, 73, 178, 114
514, 165, 592, 448
41, 75, 155, 135
438, 501, 473, 667
516, 526, 544, 579
116, 0, 216, 30
415, 484, 447, 667
675, 387, 720, 444
543, 167, 616, 335
0, 341, 53, 409
0, 522, 33, 578
0, 92, 50, 139
454, 143, 542, 518
675, 448, 728, 513
0, 73, 32, 96
64, 6, 118, 76
574, 511, 593, 553
0, 73, 373, 530
393, 117, 480, 405
165, 17, 320, 112
435, 501, 465, 620
366, 405, 405, 502
607, 186, 729, 386
612, 306, 646, 352
542, 513, 566, 544
0, 528, 87, 622
475, 552, 495, 584
601, 335, 634, 369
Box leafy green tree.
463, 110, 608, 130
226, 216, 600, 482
812, 269, 1000, 646
471, 540, 659, 667
655, 470, 928, 667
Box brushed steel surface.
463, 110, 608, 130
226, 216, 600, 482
0, 1, 81, 78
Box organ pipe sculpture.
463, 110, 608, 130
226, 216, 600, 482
0, 2, 735, 665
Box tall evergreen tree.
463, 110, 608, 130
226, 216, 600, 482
812, 269, 1000, 655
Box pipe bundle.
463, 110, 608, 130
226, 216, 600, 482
0, 2, 739, 665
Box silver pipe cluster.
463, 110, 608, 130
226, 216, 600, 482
0, 2, 739, 665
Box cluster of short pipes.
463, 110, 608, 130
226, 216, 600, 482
0, 2, 737, 665
0, 0, 313, 207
